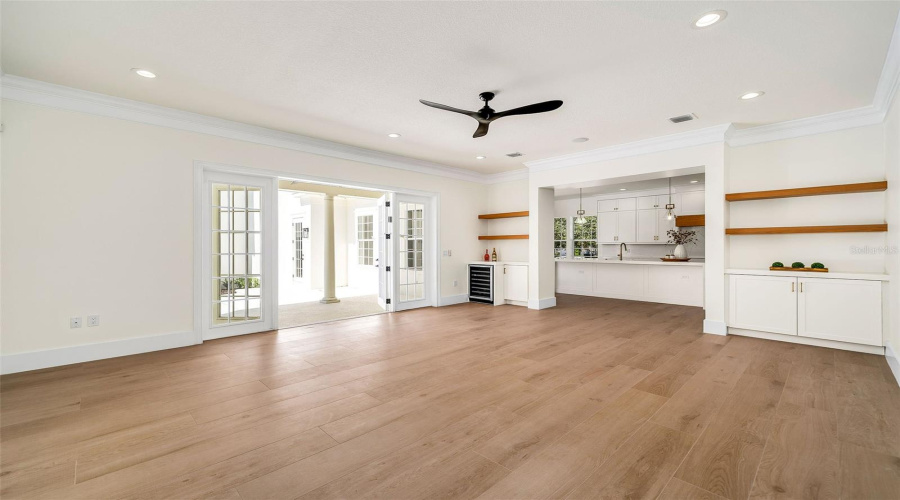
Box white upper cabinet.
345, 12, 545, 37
598, 198, 636, 212
728, 274, 798, 336
798, 278, 882, 346
657, 209, 676, 240
636, 209, 658, 243
637, 196, 660, 210
678, 191, 704, 214
598, 211, 619, 243
617, 210, 636, 243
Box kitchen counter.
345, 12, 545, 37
556, 258, 704, 267
726, 268, 888, 281
470, 261, 529, 266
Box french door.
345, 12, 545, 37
392, 194, 433, 311
202, 172, 275, 340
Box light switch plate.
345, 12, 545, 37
70, 317, 82, 328
87, 315, 100, 327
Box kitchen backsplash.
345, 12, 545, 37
598, 226, 706, 259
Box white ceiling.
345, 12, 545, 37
2, 2, 897, 175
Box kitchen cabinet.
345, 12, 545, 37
597, 198, 636, 213
503, 264, 529, 303
637, 196, 662, 210
636, 209, 676, 243
598, 211, 635, 243
556, 261, 704, 307
728, 272, 884, 347
798, 277, 882, 346
728, 274, 798, 336
678, 191, 704, 214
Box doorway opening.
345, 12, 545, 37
277, 180, 388, 328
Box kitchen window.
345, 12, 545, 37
572, 215, 597, 259
554, 217, 567, 258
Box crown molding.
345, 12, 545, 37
484, 168, 529, 184
874, 12, 900, 114
525, 124, 733, 172
727, 105, 886, 147
0, 74, 496, 185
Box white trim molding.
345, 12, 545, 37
703, 319, 728, 336
0, 75, 489, 185
528, 297, 558, 310
886, 342, 900, 388
0, 331, 197, 375
728, 327, 884, 355
438, 294, 470, 307
727, 106, 886, 147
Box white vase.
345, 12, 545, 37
674, 244, 687, 259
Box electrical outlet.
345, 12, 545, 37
87, 315, 100, 327
453, 280, 458, 287
70, 317, 82, 328
442, 250, 452, 257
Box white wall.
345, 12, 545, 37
727, 125, 887, 273
484, 178, 529, 262
0, 101, 486, 355
884, 91, 900, 360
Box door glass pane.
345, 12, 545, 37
211, 182, 262, 326
397, 202, 425, 302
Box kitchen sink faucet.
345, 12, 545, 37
618, 242, 628, 260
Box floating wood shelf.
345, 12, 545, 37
726, 181, 887, 202
478, 211, 529, 219
675, 214, 705, 227
478, 234, 529, 240
726, 224, 887, 235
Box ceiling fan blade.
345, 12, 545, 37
419, 99, 479, 118
473, 121, 490, 138
492, 100, 563, 120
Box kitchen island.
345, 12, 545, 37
556, 258, 704, 307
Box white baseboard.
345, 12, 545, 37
703, 319, 728, 336
728, 327, 884, 355
528, 297, 557, 310
438, 294, 469, 307
0, 331, 198, 375
886, 342, 900, 388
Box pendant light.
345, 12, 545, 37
665, 178, 676, 220
575, 188, 586, 224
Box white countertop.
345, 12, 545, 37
556, 258, 705, 267
726, 268, 889, 281
470, 261, 529, 266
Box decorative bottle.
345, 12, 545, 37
491, 248, 498, 262
483, 249, 490, 261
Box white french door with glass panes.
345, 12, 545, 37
203, 173, 275, 340
393, 195, 432, 311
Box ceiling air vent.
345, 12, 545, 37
506, 152, 524, 158
669, 114, 697, 124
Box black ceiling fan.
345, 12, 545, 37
419, 92, 563, 138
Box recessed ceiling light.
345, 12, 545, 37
693, 10, 727, 28
131, 68, 156, 78
619, 188, 627, 191
572, 137, 589, 143
475, 155, 486, 160
387, 133, 401, 138
740, 91, 765, 100
690, 180, 699, 184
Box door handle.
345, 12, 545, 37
800, 283, 804, 293
791, 282, 795, 292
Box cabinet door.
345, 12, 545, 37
616, 210, 637, 243
798, 278, 882, 346
597, 199, 618, 213
598, 211, 618, 243
636, 210, 658, 243
637, 196, 657, 210
504, 265, 528, 302
728, 275, 797, 335
617, 197, 637, 211
679, 191, 705, 214
657, 209, 675, 242
556, 262, 592, 293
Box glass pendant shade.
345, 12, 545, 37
574, 188, 586, 224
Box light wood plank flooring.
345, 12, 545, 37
2, 294, 898, 499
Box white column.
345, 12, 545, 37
320, 194, 340, 304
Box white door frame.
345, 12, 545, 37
193, 161, 440, 344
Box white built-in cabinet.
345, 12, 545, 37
728, 273, 883, 346
596, 191, 700, 244
503, 264, 528, 303
556, 261, 704, 307
598, 210, 636, 243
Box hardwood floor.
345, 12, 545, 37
2, 294, 898, 500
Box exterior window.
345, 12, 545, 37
554, 217, 567, 258
357, 214, 374, 265
573, 216, 597, 259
